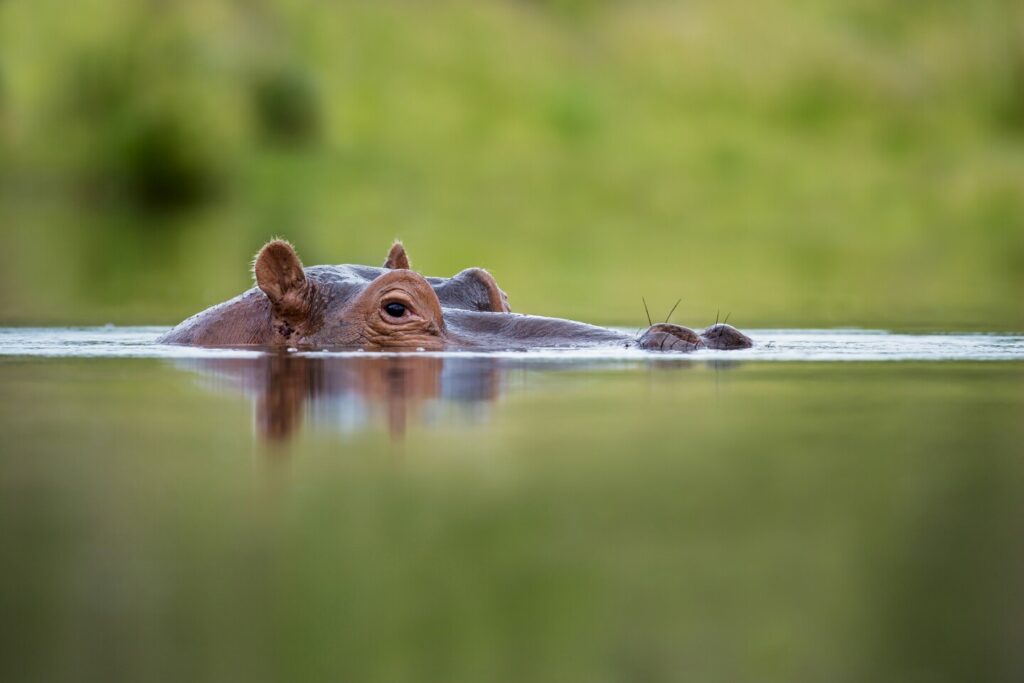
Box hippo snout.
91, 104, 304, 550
637, 323, 705, 352
701, 323, 753, 350
637, 322, 753, 352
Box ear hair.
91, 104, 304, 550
253, 239, 310, 317
384, 241, 411, 270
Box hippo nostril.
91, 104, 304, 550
700, 323, 753, 350
638, 323, 703, 353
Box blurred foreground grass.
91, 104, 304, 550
1, 0, 1023, 328
2, 358, 1023, 682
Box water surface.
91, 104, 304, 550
2, 327, 1023, 682
2, 326, 1023, 361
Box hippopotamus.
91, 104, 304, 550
158, 239, 753, 352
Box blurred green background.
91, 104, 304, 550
1, 0, 1023, 328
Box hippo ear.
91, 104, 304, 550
254, 240, 313, 319
383, 241, 411, 270
436, 268, 510, 313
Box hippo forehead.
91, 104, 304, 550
304, 264, 497, 312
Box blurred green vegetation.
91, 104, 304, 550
1, 0, 1023, 329
2, 358, 1023, 681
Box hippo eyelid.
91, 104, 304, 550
377, 289, 422, 322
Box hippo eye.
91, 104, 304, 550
383, 301, 407, 318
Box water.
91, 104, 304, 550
2, 327, 1023, 682
2, 326, 1023, 361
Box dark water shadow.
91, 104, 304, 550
169, 353, 744, 443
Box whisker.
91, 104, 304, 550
642, 297, 653, 327
664, 298, 681, 324
723, 312, 731, 326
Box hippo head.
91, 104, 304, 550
254, 240, 507, 350
164, 238, 753, 352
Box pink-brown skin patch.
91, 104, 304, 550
159, 240, 752, 352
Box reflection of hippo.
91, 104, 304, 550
173, 354, 713, 443
178, 354, 502, 441
159, 240, 753, 352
